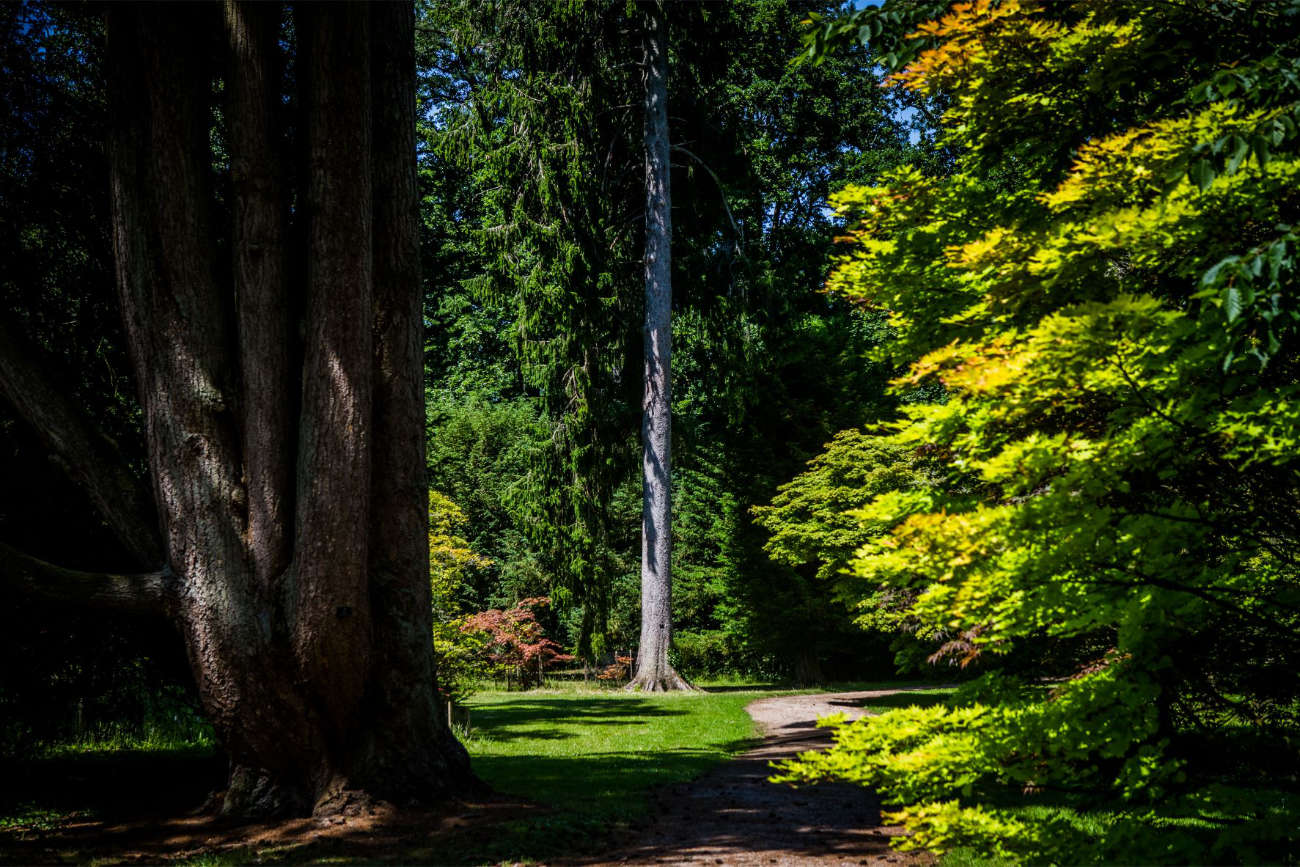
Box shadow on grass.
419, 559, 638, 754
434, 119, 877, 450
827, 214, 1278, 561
0, 746, 224, 821
467, 697, 689, 742
453, 697, 759, 864
444, 746, 754, 865
474, 742, 754, 803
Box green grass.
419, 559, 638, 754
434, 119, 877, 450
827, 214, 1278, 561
449, 685, 762, 861
1, 680, 958, 864
35, 722, 215, 759
448, 680, 958, 863
464, 687, 760, 812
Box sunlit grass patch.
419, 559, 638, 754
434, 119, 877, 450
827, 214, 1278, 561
445, 687, 764, 861
35, 720, 215, 759
464, 688, 760, 815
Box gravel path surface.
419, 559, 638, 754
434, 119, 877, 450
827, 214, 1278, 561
586, 688, 938, 866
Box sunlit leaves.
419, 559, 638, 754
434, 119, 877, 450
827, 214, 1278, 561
778, 0, 1300, 860
752, 430, 925, 583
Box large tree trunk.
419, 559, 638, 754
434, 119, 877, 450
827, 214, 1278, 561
84, 0, 477, 817
351, 0, 474, 805
628, 3, 692, 693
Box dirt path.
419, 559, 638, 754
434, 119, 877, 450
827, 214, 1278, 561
587, 688, 935, 866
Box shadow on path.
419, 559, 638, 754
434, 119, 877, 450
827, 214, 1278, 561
577, 688, 945, 866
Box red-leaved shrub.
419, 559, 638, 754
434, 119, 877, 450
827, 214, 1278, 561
460, 597, 573, 688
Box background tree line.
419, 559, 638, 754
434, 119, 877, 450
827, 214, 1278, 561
416, 0, 920, 683
0, 0, 923, 755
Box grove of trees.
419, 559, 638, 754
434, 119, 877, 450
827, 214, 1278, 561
3, 0, 1298, 860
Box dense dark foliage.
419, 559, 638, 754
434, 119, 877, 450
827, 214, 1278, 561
418, 0, 916, 678
0, 2, 190, 752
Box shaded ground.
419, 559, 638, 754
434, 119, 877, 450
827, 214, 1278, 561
585, 688, 943, 866
0, 749, 543, 864
0, 688, 942, 864
0, 798, 547, 864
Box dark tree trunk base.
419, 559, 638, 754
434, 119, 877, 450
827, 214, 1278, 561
625, 669, 697, 692
792, 650, 825, 687
219, 757, 485, 820
221, 766, 312, 819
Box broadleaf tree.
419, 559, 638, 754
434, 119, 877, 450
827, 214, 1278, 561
777, 0, 1300, 860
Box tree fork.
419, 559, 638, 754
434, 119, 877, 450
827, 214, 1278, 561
94, 0, 478, 816
108, 2, 319, 817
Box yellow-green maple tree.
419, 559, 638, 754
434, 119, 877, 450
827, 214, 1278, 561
777, 0, 1300, 860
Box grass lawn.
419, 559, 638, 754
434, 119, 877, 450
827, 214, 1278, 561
449, 679, 957, 863
0, 680, 957, 864
449, 684, 764, 861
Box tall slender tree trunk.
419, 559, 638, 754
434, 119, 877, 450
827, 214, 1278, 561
628, 2, 691, 693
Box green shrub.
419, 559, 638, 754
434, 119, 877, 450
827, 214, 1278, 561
670, 630, 736, 678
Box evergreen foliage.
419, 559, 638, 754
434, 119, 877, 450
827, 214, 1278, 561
420, 0, 912, 676
422, 0, 643, 661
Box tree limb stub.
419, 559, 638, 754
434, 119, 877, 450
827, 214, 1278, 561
0, 541, 175, 619
0, 321, 163, 567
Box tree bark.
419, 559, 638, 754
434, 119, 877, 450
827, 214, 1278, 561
92, 0, 479, 817
792, 647, 825, 687
0, 541, 174, 618
628, 2, 692, 693
107, 1, 313, 817
291, 0, 376, 765
224, 0, 294, 589
348, 0, 475, 804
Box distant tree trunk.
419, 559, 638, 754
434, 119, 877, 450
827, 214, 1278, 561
0, 0, 476, 818
627, 2, 691, 693
792, 647, 825, 687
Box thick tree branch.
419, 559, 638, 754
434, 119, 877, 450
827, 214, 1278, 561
0, 540, 175, 618
225, 0, 295, 587
0, 321, 163, 567
292, 1, 375, 736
